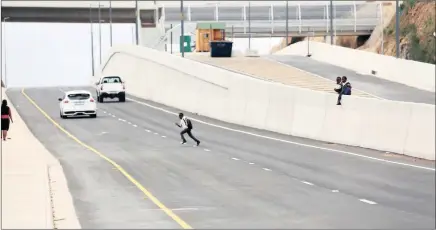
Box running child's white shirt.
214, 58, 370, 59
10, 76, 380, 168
179, 116, 188, 129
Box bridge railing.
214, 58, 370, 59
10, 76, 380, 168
160, 1, 381, 34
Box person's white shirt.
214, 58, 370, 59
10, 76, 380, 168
179, 116, 188, 129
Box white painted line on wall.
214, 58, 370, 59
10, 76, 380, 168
359, 199, 377, 205
126, 97, 435, 171
262, 168, 272, 171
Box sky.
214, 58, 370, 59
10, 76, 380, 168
1, 22, 281, 88
1, 22, 136, 88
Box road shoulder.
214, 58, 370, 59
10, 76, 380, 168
1, 88, 80, 229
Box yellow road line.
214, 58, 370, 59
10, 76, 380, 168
21, 88, 193, 229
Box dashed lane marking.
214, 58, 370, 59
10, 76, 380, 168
126, 97, 435, 172
359, 199, 377, 205
21, 89, 193, 229
301, 181, 314, 186
262, 168, 272, 171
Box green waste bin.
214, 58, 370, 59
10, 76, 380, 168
210, 41, 233, 57
179, 35, 192, 53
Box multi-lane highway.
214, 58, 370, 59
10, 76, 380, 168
7, 87, 435, 228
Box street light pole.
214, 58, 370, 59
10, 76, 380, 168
285, 1, 289, 47
3, 17, 9, 87
395, 0, 400, 58
181, 0, 185, 57
135, 0, 139, 45
329, 0, 334, 45
98, 3, 102, 64
89, 6, 95, 77
109, 0, 113, 47
248, 1, 251, 50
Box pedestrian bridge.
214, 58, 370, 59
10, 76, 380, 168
2, 1, 381, 37
161, 1, 381, 37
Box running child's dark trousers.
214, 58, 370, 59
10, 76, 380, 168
181, 128, 199, 143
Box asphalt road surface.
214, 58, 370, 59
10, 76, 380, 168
7, 87, 435, 229
269, 55, 436, 105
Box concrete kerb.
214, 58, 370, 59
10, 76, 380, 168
1, 90, 81, 229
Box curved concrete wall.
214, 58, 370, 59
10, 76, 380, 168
275, 41, 436, 93
101, 45, 435, 160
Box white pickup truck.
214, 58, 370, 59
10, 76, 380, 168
95, 76, 126, 103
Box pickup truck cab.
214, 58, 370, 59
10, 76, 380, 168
96, 75, 126, 103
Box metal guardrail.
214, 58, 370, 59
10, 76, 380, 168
161, 1, 381, 34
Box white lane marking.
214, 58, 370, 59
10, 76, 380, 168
161, 136, 166, 138
332, 190, 339, 193
204, 149, 211, 152
145, 129, 151, 133
154, 133, 159, 135
231, 157, 240, 161
262, 168, 272, 171
359, 199, 377, 205
112, 115, 116, 118
133, 124, 138, 127
127, 122, 132, 125
248, 162, 255, 165
118, 118, 123, 121
127, 97, 435, 171
301, 181, 314, 186
103, 111, 107, 113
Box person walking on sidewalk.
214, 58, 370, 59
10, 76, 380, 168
1, 99, 13, 141
175, 113, 200, 146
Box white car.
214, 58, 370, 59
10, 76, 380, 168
95, 75, 126, 103
58, 90, 97, 118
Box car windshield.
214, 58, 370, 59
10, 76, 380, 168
67, 93, 90, 100
102, 76, 122, 84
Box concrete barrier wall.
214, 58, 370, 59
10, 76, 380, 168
275, 41, 436, 92
101, 45, 435, 160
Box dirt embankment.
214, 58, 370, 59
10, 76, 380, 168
366, 1, 435, 63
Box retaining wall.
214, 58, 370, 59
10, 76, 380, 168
275, 41, 436, 92
100, 45, 435, 160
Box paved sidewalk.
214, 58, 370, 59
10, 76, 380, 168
1, 89, 80, 229
186, 54, 374, 98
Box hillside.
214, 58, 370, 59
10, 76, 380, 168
362, 0, 435, 64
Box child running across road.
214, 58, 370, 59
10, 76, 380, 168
175, 113, 201, 146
